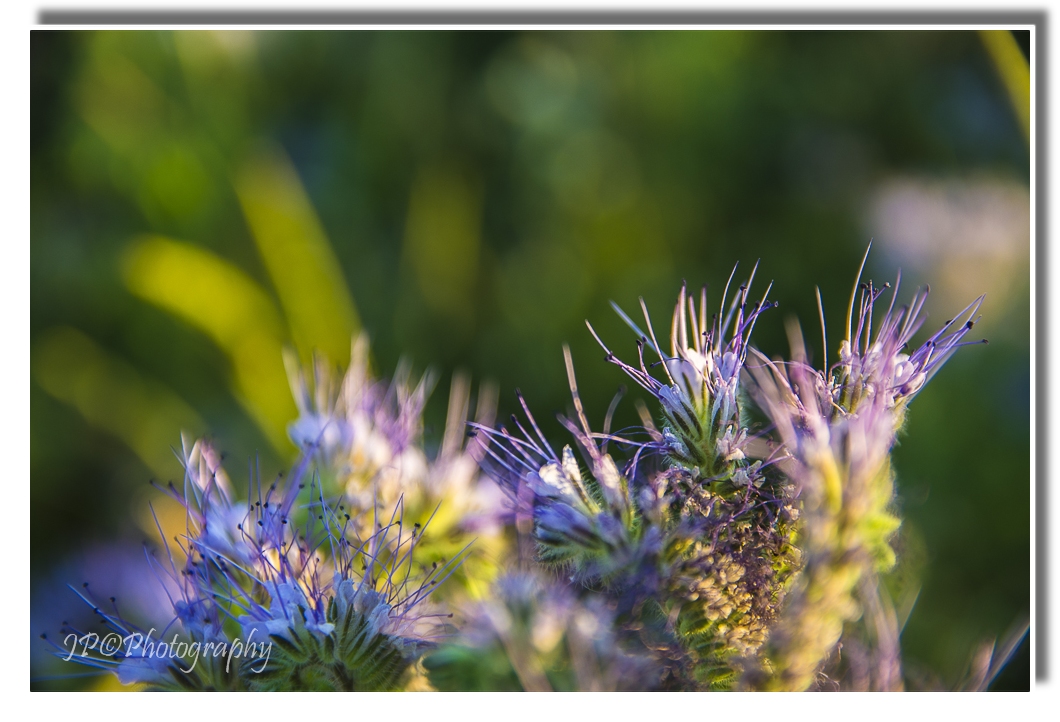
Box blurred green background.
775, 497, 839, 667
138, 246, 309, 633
30, 30, 1030, 690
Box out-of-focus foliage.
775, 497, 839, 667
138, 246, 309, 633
31, 30, 1029, 690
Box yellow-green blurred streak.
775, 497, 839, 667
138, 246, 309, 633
33, 326, 205, 479
235, 146, 360, 366
74, 34, 170, 159
121, 235, 295, 453
403, 164, 483, 337
980, 30, 1030, 142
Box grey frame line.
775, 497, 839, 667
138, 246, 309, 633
35, 10, 1048, 25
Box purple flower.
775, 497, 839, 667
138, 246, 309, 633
470, 346, 641, 579
829, 247, 987, 425
286, 336, 435, 506
587, 264, 776, 480
743, 249, 986, 691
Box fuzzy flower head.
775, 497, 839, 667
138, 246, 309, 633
588, 264, 775, 481
743, 250, 986, 691
286, 335, 435, 509
286, 335, 506, 598
748, 349, 901, 691
472, 346, 642, 582
472, 341, 799, 691
828, 245, 986, 427
52, 437, 463, 691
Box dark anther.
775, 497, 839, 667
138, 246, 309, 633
964, 320, 974, 329
110, 597, 116, 603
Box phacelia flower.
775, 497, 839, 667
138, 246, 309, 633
745, 251, 986, 691
473, 338, 798, 690
472, 346, 641, 582
587, 264, 776, 484
285, 335, 507, 599
829, 246, 986, 426
50, 437, 463, 691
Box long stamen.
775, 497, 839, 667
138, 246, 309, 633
847, 241, 873, 344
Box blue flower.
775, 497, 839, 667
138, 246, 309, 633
50, 437, 464, 691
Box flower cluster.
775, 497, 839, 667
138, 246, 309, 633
44, 251, 993, 692
285, 336, 507, 599
47, 438, 461, 690
467, 267, 799, 689
456, 254, 984, 691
